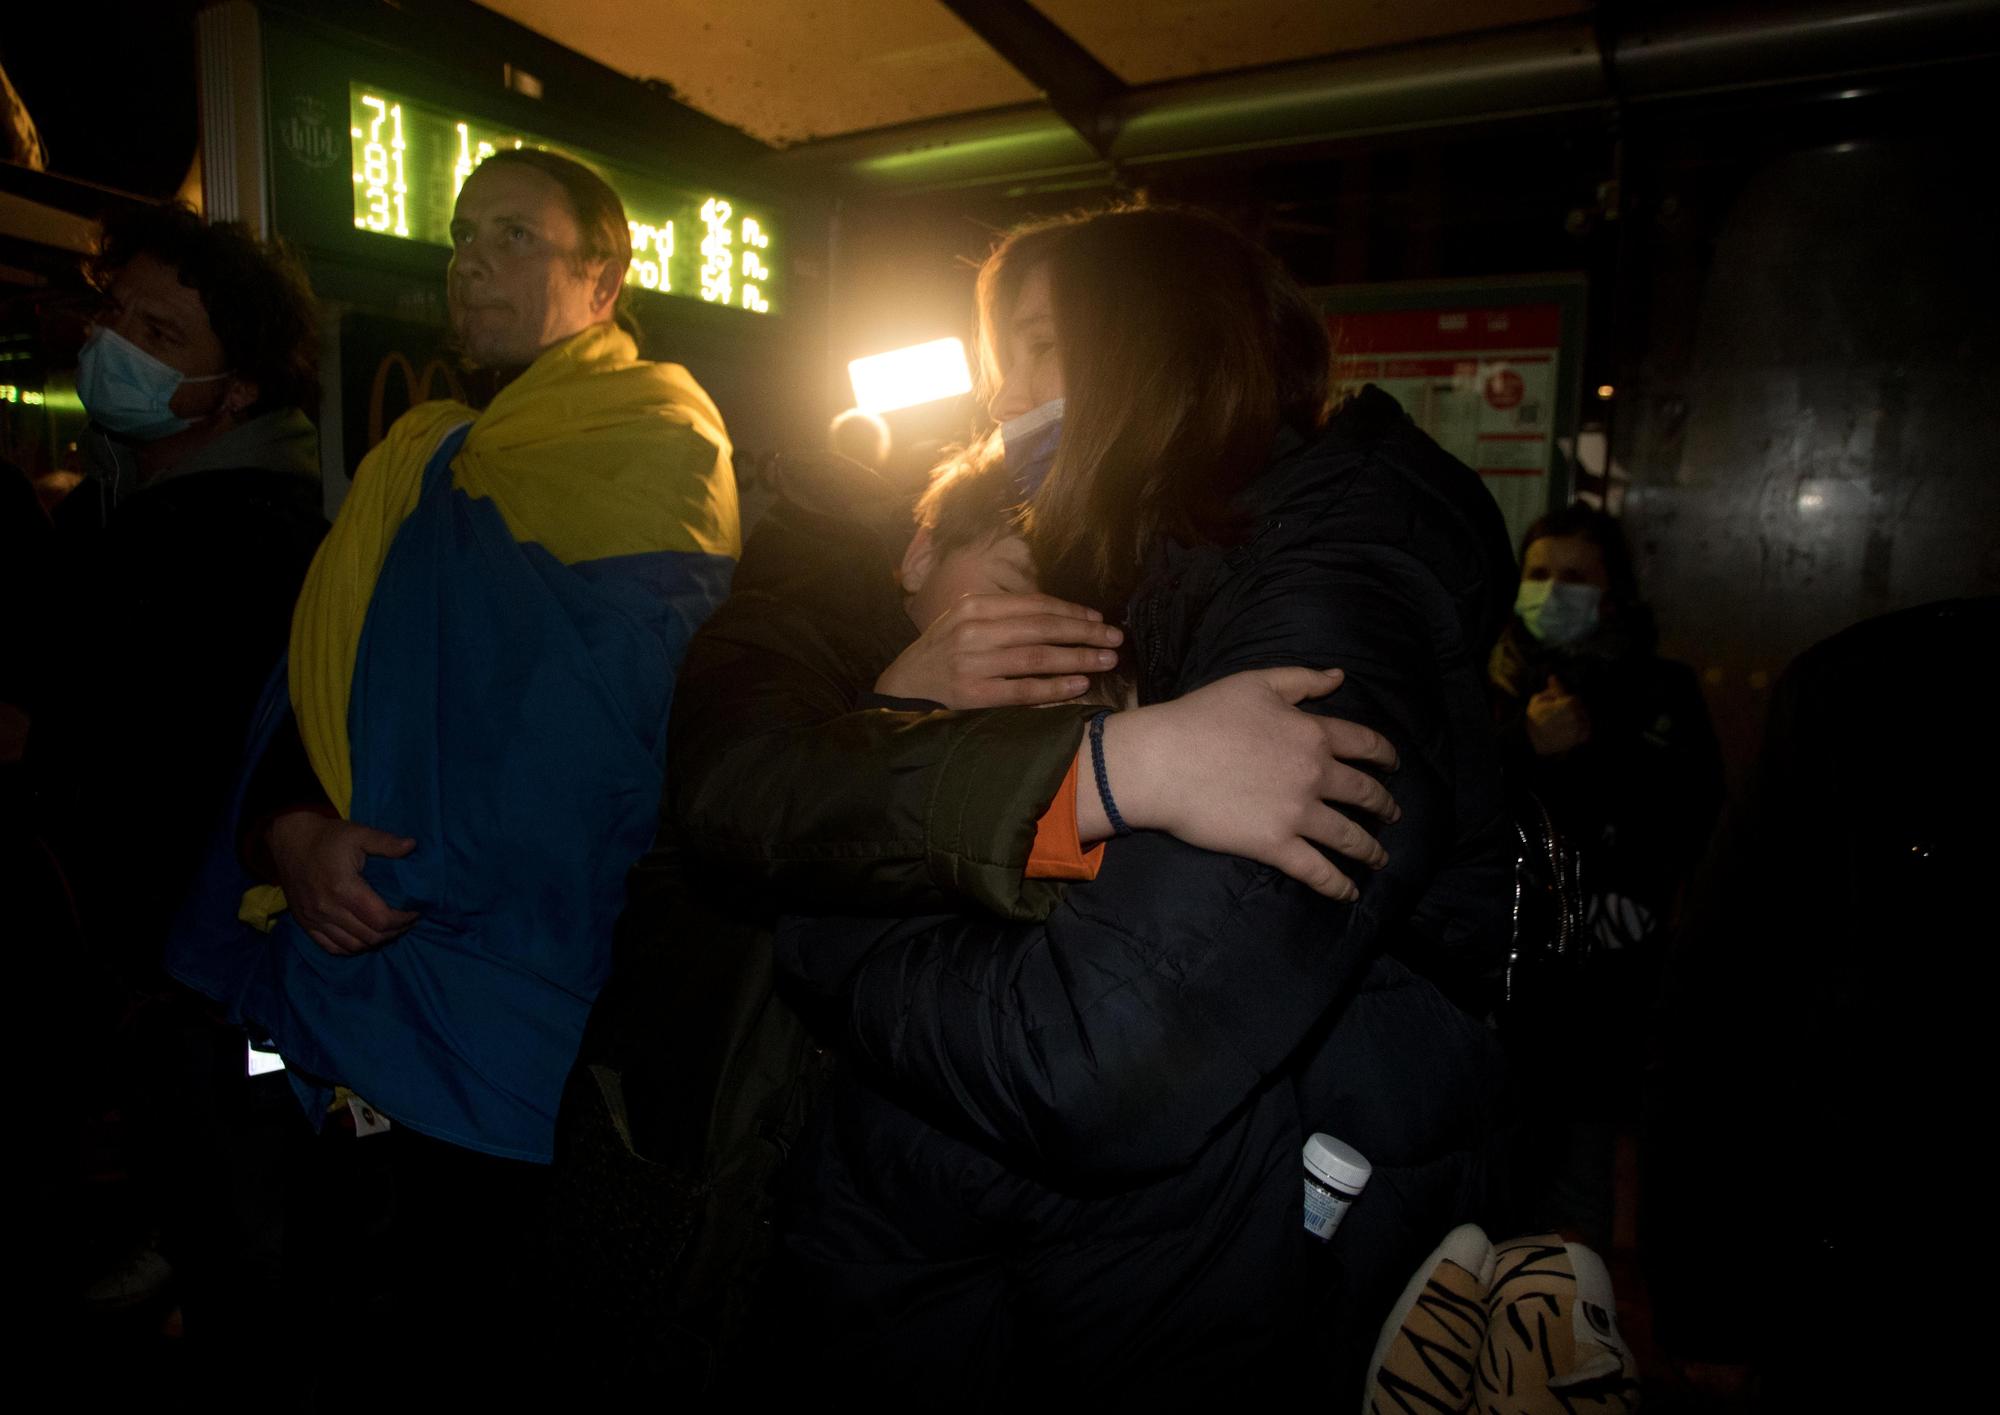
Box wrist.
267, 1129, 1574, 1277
1073, 735, 1110, 843
268, 803, 336, 853
1075, 708, 1155, 843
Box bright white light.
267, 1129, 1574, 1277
848, 338, 973, 414
247, 1041, 287, 1076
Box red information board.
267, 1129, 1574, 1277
1328, 295, 1578, 547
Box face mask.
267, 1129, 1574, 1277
76, 326, 232, 440
1000, 398, 1064, 499
1516, 579, 1603, 647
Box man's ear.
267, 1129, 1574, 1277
898, 524, 938, 594
222, 375, 260, 418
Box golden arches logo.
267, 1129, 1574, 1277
367, 352, 466, 449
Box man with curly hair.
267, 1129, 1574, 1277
25, 202, 327, 1338
38, 200, 327, 991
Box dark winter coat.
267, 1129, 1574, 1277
27, 413, 326, 989
1646, 596, 1993, 1400
549, 457, 1099, 1385
1489, 615, 1724, 945
763, 386, 1521, 1402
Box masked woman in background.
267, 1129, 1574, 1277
1488, 501, 1724, 1246
1491, 502, 1723, 952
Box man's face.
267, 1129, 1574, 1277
906, 530, 1037, 630
95, 252, 236, 423
447, 162, 618, 367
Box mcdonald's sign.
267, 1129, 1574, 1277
337, 312, 487, 483
367, 350, 466, 450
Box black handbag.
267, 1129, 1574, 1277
1502, 790, 1591, 1014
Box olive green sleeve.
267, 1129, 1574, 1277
667, 583, 1098, 923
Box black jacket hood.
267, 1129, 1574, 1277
1245, 384, 1518, 659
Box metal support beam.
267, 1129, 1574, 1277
197, 0, 271, 235
787, 0, 2000, 194
938, 0, 1127, 157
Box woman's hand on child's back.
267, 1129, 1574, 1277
876, 592, 1124, 709
1086, 667, 1400, 900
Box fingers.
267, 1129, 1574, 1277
1319, 758, 1400, 823
346, 890, 421, 936
960, 674, 1091, 708
297, 886, 418, 953
971, 614, 1114, 646
1266, 838, 1360, 901
353, 827, 418, 858
955, 592, 1103, 624
1299, 802, 1388, 871
305, 923, 370, 957
1254, 665, 1343, 704
961, 612, 1124, 653
961, 643, 1118, 682
1316, 715, 1399, 773
302, 907, 409, 953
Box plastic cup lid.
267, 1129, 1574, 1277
1303, 1132, 1372, 1191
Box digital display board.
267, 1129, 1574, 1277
346, 82, 778, 314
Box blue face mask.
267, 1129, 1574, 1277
76, 326, 232, 441
1000, 398, 1064, 499
1516, 579, 1603, 647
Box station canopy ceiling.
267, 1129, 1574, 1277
479, 0, 1590, 147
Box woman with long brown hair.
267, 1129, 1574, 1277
758, 204, 1523, 1401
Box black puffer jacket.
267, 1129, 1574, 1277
1489, 615, 1724, 951
29, 441, 327, 990
768, 387, 1521, 1402
551, 458, 1101, 1386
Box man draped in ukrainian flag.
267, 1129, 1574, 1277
169, 148, 739, 1176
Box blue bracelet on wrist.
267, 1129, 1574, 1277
1087, 709, 1131, 838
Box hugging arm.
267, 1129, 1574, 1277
673, 598, 1404, 924
667, 573, 1102, 922
778, 548, 1462, 1180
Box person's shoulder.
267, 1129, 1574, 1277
1311, 385, 1457, 472
618, 357, 732, 455
1792, 597, 1997, 683
695, 502, 907, 685
383, 401, 477, 453
1277, 389, 1504, 543
352, 401, 476, 482
332, 402, 474, 532
735, 456, 906, 590
1240, 388, 1514, 641
134, 467, 324, 544
764, 451, 903, 525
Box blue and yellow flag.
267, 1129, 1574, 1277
170, 325, 738, 1161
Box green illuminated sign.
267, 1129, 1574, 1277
347, 83, 778, 314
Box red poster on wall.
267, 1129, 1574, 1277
1331, 302, 1567, 544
